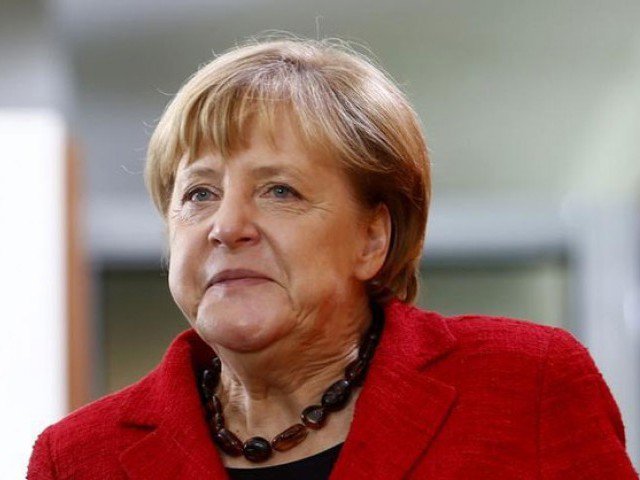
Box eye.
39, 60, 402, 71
266, 184, 300, 200
185, 187, 215, 203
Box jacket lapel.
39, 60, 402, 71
330, 300, 458, 480
119, 426, 199, 479
117, 330, 230, 480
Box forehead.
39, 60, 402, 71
175, 116, 337, 180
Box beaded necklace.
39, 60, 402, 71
197, 307, 384, 463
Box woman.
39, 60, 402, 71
29, 38, 638, 479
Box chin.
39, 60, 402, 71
195, 293, 293, 353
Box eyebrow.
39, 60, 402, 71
178, 164, 308, 183
249, 165, 306, 181
176, 166, 222, 186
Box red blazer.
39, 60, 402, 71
28, 299, 638, 479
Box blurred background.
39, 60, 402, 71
2, 0, 639, 475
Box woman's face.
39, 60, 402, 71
166, 118, 389, 353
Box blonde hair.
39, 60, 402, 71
146, 37, 430, 304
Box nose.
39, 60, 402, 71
207, 191, 260, 249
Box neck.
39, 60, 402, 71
212, 297, 373, 439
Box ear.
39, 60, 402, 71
354, 203, 392, 282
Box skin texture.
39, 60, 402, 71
166, 117, 391, 467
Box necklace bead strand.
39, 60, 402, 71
198, 308, 383, 463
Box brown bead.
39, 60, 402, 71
359, 331, 379, 360
345, 358, 368, 385
271, 424, 308, 452
370, 306, 384, 332
301, 405, 327, 429
210, 412, 225, 431
321, 379, 351, 412
206, 394, 223, 414
213, 428, 243, 456
243, 437, 272, 462
212, 356, 221, 371
201, 369, 219, 397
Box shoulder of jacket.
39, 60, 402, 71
439, 311, 564, 358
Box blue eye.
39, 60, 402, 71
268, 184, 298, 199
187, 188, 214, 203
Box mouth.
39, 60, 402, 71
207, 269, 272, 289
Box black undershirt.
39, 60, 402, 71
226, 443, 344, 480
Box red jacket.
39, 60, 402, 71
28, 299, 638, 479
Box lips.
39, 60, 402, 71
207, 269, 272, 288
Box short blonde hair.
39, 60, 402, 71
146, 38, 430, 304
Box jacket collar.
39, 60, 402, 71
118, 329, 227, 479
118, 298, 458, 480
329, 299, 458, 480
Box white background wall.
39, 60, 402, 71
0, 112, 68, 480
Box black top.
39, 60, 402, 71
226, 443, 344, 480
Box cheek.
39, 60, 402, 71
167, 252, 184, 295
167, 227, 206, 320
319, 213, 364, 265
287, 217, 363, 289
167, 250, 192, 320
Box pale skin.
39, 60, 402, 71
166, 116, 391, 467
